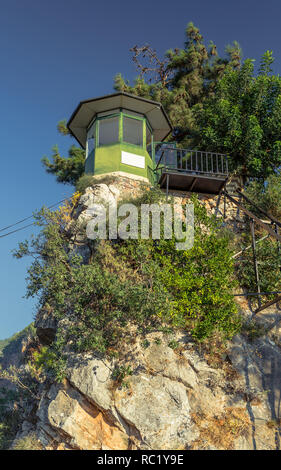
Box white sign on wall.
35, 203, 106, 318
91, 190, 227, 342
121, 151, 145, 169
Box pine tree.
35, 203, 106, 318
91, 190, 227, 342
114, 22, 242, 147
41, 120, 85, 186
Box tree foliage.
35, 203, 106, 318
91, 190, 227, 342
41, 120, 85, 186
244, 173, 281, 220
114, 22, 242, 147
195, 53, 281, 179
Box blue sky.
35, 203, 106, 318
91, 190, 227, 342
0, 0, 281, 339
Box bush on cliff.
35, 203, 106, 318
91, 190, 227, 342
14, 188, 240, 380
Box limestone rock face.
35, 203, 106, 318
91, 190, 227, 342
79, 184, 116, 210
26, 325, 281, 451
34, 332, 199, 450
38, 383, 128, 450
227, 333, 281, 450
114, 374, 194, 449
67, 354, 113, 412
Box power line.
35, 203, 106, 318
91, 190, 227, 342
0, 197, 72, 237
0, 214, 36, 234
0, 222, 36, 239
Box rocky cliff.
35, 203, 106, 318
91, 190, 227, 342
14, 320, 281, 450
10, 175, 281, 450
0, 324, 37, 390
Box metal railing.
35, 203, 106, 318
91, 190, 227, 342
150, 143, 229, 179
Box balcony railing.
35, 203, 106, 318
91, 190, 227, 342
151, 143, 229, 178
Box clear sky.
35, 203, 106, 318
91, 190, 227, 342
0, 0, 280, 339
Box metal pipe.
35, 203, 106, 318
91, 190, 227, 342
250, 219, 262, 308
232, 234, 269, 259
236, 190, 281, 228
234, 291, 281, 297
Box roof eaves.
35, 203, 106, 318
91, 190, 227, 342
67, 92, 173, 147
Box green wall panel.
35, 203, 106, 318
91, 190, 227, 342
84, 110, 156, 183
86, 143, 154, 183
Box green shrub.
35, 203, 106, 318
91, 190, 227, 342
30, 346, 60, 378
75, 174, 94, 193
242, 320, 268, 342
168, 340, 179, 350
13, 433, 42, 450
75, 173, 117, 193
14, 188, 241, 380
112, 365, 133, 383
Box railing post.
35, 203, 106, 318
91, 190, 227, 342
276, 224, 280, 271
223, 183, 227, 219
250, 219, 262, 309
215, 189, 223, 218
166, 174, 170, 201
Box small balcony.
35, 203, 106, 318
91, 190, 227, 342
150, 143, 229, 195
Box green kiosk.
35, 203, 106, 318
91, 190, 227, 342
67, 92, 172, 184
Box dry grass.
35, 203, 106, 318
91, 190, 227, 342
197, 332, 231, 371
191, 407, 251, 450
266, 418, 281, 429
